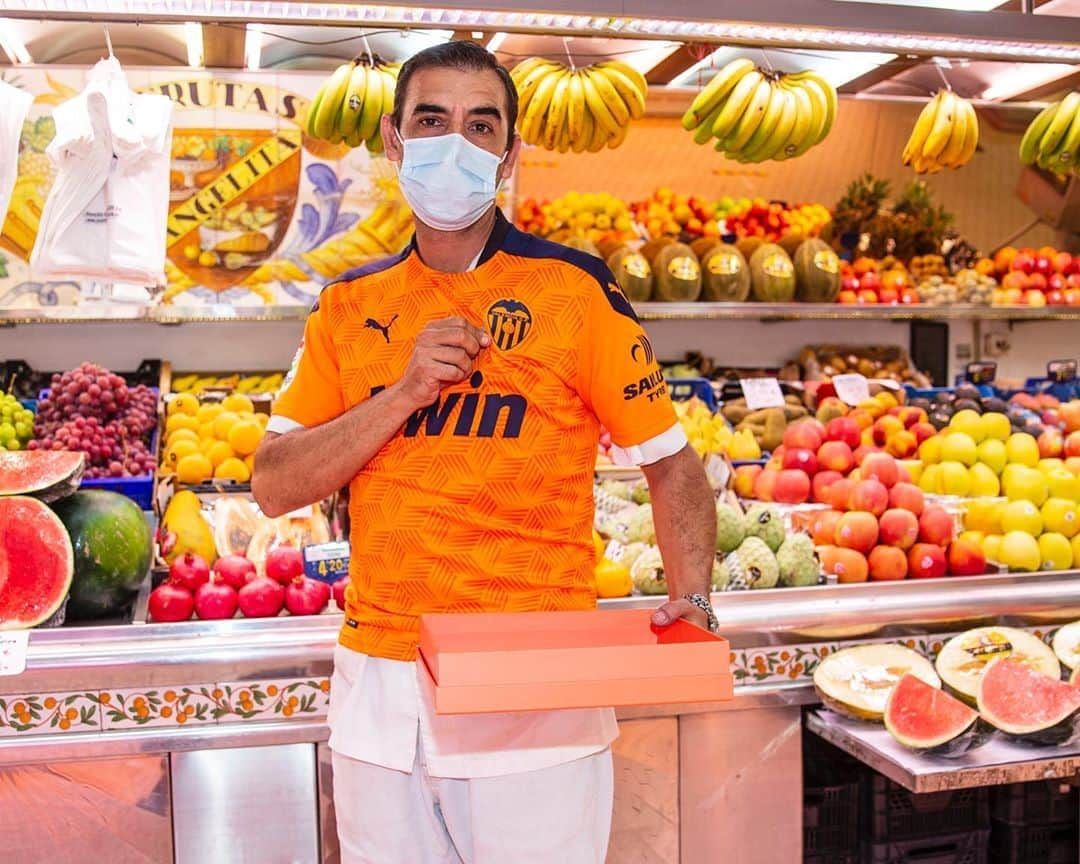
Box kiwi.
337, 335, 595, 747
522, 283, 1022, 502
982, 397, 1008, 414
954, 384, 981, 403
954, 399, 983, 414
930, 411, 952, 430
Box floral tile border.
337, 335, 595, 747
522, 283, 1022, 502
99, 687, 217, 731
211, 678, 331, 724
0, 692, 100, 737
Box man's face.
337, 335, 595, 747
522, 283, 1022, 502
382, 66, 519, 184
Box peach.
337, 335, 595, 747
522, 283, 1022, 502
861, 427, 876, 448
862, 452, 900, 488
897, 406, 926, 429
773, 469, 811, 504
1039, 429, 1064, 459
821, 546, 869, 583
888, 482, 925, 516
886, 430, 918, 459
825, 416, 860, 449
826, 478, 856, 511
869, 545, 909, 581
812, 470, 844, 504
849, 478, 889, 517
853, 445, 878, 466
908, 543, 947, 579
733, 465, 762, 498
1066, 431, 1080, 460
818, 440, 855, 475
872, 416, 905, 448
812, 510, 844, 546
753, 468, 778, 502
879, 508, 919, 550
918, 505, 955, 546
910, 422, 937, 445
1060, 401, 1080, 434
947, 538, 988, 577
784, 419, 825, 452
782, 448, 819, 476
849, 409, 875, 432
835, 511, 880, 554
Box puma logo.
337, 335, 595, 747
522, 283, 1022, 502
365, 314, 398, 343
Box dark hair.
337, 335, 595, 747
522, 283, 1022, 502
392, 41, 518, 149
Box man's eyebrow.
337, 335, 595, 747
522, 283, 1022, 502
469, 105, 503, 120
412, 103, 448, 115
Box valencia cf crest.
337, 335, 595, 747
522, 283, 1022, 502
487, 298, 532, 351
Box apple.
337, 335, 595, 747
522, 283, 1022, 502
782, 448, 819, 476
1025, 290, 1048, 307
835, 511, 879, 554
1049, 272, 1067, 293
869, 545, 909, 581
838, 290, 859, 305
1035, 256, 1053, 278
825, 417, 861, 450
879, 508, 919, 550
862, 452, 900, 488
1065, 431, 1080, 459
1052, 251, 1073, 274
1027, 273, 1048, 293
878, 287, 900, 305
1011, 252, 1035, 274
918, 505, 955, 546
1039, 429, 1064, 459
773, 469, 811, 504
1047, 290, 1066, 306
849, 479, 889, 517
783, 420, 825, 453
857, 289, 879, 304
859, 272, 881, 294
753, 468, 778, 502
812, 470, 844, 503
908, 543, 947, 579
1001, 271, 1028, 293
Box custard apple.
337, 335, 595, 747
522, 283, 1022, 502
625, 504, 657, 545
721, 536, 779, 590
744, 504, 785, 553
629, 546, 667, 595
715, 503, 746, 554
776, 533, 820, 587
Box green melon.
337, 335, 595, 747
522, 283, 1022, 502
653, 243, 702, 302
701, 244, 750, 302
52, 490, 153, 621
608, 247, 654, 302
749, 243, 796, 302
794, 238, 842, 303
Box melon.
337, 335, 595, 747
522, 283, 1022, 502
813, 643, 940, 721
749, 243, 796, 302
52, 490, 153, 621
690, 237, 719, 261
652, 243, 702, 302
936, 626, 1060, 705
977, 657, 1080, 744
736, 236, 765, 262
884, 673, 985, 757
562, 235, 602, 258
0, 450, 85, 502
794, 238, 842, 303
641, 236, 677, 264
701, 244, 751, 302
607, 246, 655, 303
1052, 620, 1080, 674
0, 496, 74, 629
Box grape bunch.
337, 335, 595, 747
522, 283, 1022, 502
0, 393, 35, 451
29, 362, 159, 479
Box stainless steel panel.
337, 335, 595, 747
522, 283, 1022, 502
0, 755, 172, 863
317, 742, 340, 864
172, 743, 319, 864
680, 708, 803, 864
608, 717, 679, 864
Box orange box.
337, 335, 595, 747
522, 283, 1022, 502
417, 608, 733, 715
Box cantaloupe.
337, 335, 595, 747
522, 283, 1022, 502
749, 243, 796, 302
608, 247, 654, 303
641, 235, 677, 265
690, 237, 720, 261
653, 243, 702, 302
794, 238, 842, 303
700, 244, 750, 302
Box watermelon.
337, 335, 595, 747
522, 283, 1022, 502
885, 673, 986, 757
978, 657, 1080, 744
652, 243, 702, 302
0, 450, 85, 502
813, 644, 940, 721
936, 626, 1060, 705
749, 243, 796, 302
794, 238, 842, 303
607, 247, 654, 303
701, 244, 750, 302
0, 496, 74, 629
52, 490, 152, 621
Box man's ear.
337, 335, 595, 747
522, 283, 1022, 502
498, 133, 522, 184
382, 114, 403, 163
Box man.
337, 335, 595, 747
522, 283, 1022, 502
253, 41, 717, 864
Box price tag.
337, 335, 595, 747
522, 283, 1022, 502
965, 362, 997, 385
832, 374, 870, 406
303, 541, 350, 585
739, 377, 785, 410
704, 453, 732, 490
1047, 359, 1077, 383
0, 631, 29, 676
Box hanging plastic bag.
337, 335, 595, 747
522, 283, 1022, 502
0, 80, 33, 233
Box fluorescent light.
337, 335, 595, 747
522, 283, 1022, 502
485, 31, 507, 52
833, 0, 1005, 9
672, 48, 896, 89
471, 30, 483, 39
183, 21, 203, 68
982, 63, 1076, 100
0, 17, 30, 64
244, 23, 262, 70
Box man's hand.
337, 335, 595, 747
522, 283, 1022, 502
651, 599, 709, 630
398, 316, 491, 409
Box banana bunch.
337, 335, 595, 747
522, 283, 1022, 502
306, 59, 399, 153
902, 89, 979, 174
1019, 91, 1080, 177
681, 59, 836, 162
510, 57, 647, 153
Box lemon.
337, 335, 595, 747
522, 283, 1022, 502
1002, 466, 1049, 506
165, 413, 200, 435
968, 462, 1001, 498
938, 461, 972, 496
959, 530, 986, 546
214, 456, 251, 483
164, 439, 200, 469
176, 452, 213, 485
1041, 498, 1079, 539
205, 440, 235, 468
940, 432, 978, 467
227, 419, 263, 457
918, 436, 942, 466
999, 531, 1041, 572
594, 559, 632, 598
166, 427, 200, 448
1039, 458, 1066, 475
1073, 534, 1080, 568
1000, 500, 1043, 536
198, 422, 217, 440
1039, 533, 1073, 571
244, 454, 256, 474
212, 411, 240, 441
222, 393, 255, 415
982, 534, 1004, 563
965, 499, 1005, 535
976, 439, 1007, 475
196, 402, 225, 424
1047, 470, 1080, 502
979, 412, 1011, 442
167, 392, 199, 417
949, 410, 985, 444
919, 463, 943, 494
1005, 433, 1040, 468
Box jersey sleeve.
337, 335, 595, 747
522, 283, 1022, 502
268, 297, 346, 434
576, 274, 687, 466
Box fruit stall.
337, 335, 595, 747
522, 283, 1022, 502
2, 1, 1080, 862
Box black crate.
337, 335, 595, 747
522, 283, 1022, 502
805, 781, 860, 857
864, 772, 990, 843
991, 781, 1079, 827
990, 820, 1080, 864
804, 720, 864, 786
806, 853, 858, 864
863, 829, 989, 864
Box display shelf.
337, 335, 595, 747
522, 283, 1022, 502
806, 710, 1080, 794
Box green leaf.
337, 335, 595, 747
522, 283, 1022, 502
65, 695, 77, 706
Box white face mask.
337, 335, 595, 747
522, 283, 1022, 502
395, 131, 505, 232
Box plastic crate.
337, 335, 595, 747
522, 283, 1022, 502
804, 781, 859, 858
991, 781, 1078, 827
805, 853, 858, 864
666, 377, 719, 412
862, 829, 990, 864
864, 772, 990, 844
989, 820, 1079, 864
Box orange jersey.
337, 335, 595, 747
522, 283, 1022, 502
272, 211, 677, 661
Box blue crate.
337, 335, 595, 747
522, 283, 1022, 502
18, 399, 36, 412
666, 377, 718, 412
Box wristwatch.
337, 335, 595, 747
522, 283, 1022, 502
683, 592, 719, 634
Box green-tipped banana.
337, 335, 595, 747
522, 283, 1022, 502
337, 62, 369, 142
305, 88, 325, 138
711, 69, 763, 142
745, 87, 796, 162
1020, 102, 1060, 165
724, 78, 773, 153
1039, 92, 1080, 160
1054, 103, 1080, 169
693, 101, 724, 145
903, 92, 941, 166
682, 58, 755, 131
312, 62, 355, 142
922, 90, 957, 160
938, 95, 968, 168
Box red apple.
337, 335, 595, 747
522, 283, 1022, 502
733, 464, 763, 498
1052, 251, 1073, 274
849, 479, 889, 517
773, 469, 811, 504
753, 468, 778, 502
825, 417, 860, 450
878, 287, 900, 305
835, 511, 880, 554
1039, 429, 1064, 459
1035, 256, 1053, 278
1049, 272, 1067, 293
947, 538, 988, 577
861, 452, 900, 488
869, 545, 909, 581
812, 470, 844, 504
888, 482, 925, 517
1028, 272, 1048, 293
879, 508, 919, 550
918, 505, 955, 546
908, 543, 947, 579
813, 510, 844, 546
841, 274, 859, 293
1065, 431, 1080, 459
782, 447, 819, 476
818, 440, 856, 476
859, 272, 881, 294
1047, 289, 1066, 306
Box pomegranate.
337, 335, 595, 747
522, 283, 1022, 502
149, 582, 195, 622
169, 552, 210, 594
265, 546, 305, 585
214, 554, 256, 590
332, 577, 349, 610
237, 576, 285, 618
194, 577, 239, 620
285, 576, 331, 616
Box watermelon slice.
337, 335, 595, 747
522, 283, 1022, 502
936, 626, 1060, 705
0, 496, 74, 629
885, 673, 986, 757
978, 657, 1080, 745
0, 450, 85, 502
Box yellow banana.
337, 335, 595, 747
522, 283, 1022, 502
1039, 91, 1080, 160
379, 67, 396, 133
606, 122, 628, 149
580, 68, 622, 137
597, 64, 646, 120
566, 72, 586, 145
775, 81, 813, 160
520, 70, 560, 145
1055, 101, 1080, 168
789, 70, 837, 140
724, 77, 773, 153
903, 92, 940, 166
515, 61, 564, 117
305, 88, 325, 138
693, 102, 724, 145
711, 69, 763, 142
682, 58, 756, 131
596, 59, 648, 102
954, 99, 979, 168
1019, 102, 1059, 165
743, 85, 794, 162
542, 70, 571, 151
587, 106, 610, 152
337, 63, 368, 141
795, 77, 832, 149
785, 78, 826, 157
922, 90, 957, 160
510, 56, 552, 85
938, 95, 969, 168
572, 106, 593, 154
356, 66, 385, 144
312, 62, 355, 142
584, 66, 630, 127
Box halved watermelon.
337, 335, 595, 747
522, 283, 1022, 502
977, 657, 1080, 744
0, 450, 85, 502
936, 627, 1060, 705
0, 496, 74, 629
885, 673, 986, 757
814, 644, 940, 721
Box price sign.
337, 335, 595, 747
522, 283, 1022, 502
704, 453, 732, 490
965, 362, 997, 385
0, 631, 29, 676
832, 373, 870, 406
739, 377, 785, 411
303, 541, 350, 585
1047, 359, 1077, 383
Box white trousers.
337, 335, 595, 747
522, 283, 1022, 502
332, 744, 614, 864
